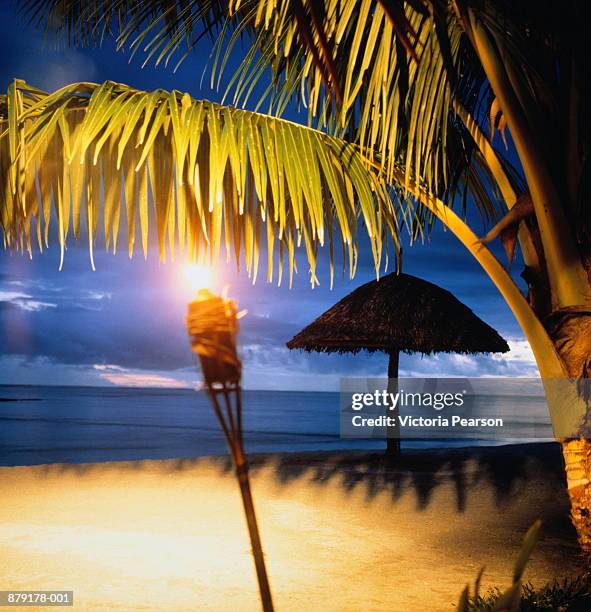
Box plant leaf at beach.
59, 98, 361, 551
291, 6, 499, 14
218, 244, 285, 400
0, 80, 397, 285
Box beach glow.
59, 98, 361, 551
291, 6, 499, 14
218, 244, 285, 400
0, 451, 579, 610
182, 263, 213, 293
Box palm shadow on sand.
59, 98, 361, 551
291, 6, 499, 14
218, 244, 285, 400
40, 441, 572, 530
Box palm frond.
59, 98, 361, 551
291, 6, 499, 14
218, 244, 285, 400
246, 0, 591, 240
218, 2, 507, 215
0, 80, 399, 286
18, 1, 522, 235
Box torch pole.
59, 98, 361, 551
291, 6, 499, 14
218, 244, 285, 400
187, 289, 274, 612
209, 386, 274, 612
234, 450, 274, 612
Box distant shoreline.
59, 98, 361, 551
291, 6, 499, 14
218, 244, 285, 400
0, 440, 561, 470
0, 383, 340, 394
0, 397, 41, 402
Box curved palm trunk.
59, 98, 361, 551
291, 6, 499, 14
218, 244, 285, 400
460, 13, 591, 558
547, 310, 591, 562
407, 173, 591, 559
562, 438, 591, 562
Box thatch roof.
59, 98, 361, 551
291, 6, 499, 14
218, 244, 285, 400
286, 273, 509, 355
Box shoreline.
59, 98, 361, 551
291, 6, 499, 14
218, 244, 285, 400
0, 439, 559, 469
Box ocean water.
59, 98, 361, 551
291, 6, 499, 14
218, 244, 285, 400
0, 385, 553, 466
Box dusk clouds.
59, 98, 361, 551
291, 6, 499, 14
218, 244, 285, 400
0, 234, 537, 390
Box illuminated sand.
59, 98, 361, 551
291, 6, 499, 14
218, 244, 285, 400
0, 444, 583, 611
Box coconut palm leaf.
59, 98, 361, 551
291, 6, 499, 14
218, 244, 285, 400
22, 1, 517, 226
20, 0, 419, 81
22, 1, 448, 186
225, 0, 591, 235
0, 80, 399, 285
20, 0, 514, 233
220, 1, 494, 202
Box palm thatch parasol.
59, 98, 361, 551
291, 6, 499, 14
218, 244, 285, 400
287, 272, 509, 454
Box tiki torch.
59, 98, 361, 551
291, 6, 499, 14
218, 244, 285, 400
185, 272, 274, 612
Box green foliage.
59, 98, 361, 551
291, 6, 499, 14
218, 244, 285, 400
464, 576, 591, 611
20, 2, 591, 238
458, 520, 541, 612
458, 521, 591, 611
0, 79, 399, 284
20, 1, 515, 236
212, 1, 519, 237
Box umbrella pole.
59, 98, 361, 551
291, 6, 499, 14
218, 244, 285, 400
386, 350, 401, 457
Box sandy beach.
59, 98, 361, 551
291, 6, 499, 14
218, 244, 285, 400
0, 443, 584, 611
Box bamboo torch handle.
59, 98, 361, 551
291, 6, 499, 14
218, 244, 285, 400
235, 459, 274, 612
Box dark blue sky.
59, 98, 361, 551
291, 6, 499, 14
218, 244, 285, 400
0, 4, 537, 390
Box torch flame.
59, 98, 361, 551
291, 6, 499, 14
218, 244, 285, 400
182, 263, 213, 293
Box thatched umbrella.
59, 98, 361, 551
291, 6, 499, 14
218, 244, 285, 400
286, 272, 509, 455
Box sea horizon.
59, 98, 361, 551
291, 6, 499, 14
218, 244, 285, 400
0, 384, 554, 467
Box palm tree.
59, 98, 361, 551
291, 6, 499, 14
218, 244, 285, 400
3, 0, 590, 560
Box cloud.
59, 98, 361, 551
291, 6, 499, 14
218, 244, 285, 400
0, 355, 197, 388
0, 291, 28, 301
94, 364, 193, 389
237, 335, 540, 390
0, 290, 57, 312
93, 364, 126, 372
0, 249, 539, 389
85, 291, 112, 301
493, 338, 537, 366
17, 300, 58, 312
398, 338, 538, 379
